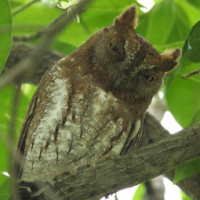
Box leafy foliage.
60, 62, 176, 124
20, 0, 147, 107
0, 0, 200, 199
0, 180, 10, 200
183, 20, 200, 62
166, 19, 200, 127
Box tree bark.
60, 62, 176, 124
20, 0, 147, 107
15, 114, 200, 200
3, 42, 63, 85
52, 116, 200, 200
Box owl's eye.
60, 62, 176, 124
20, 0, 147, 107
140, 73, 154, 82
110, 43, 121, 55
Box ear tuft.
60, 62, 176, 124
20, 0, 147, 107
114, 6, 137, 30
161, 48, 182, 73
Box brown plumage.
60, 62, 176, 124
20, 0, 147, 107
15, 6, 181, 182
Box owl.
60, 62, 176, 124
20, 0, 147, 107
15, 6, 181, 183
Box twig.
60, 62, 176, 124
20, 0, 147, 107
0, 0, 94, 89
12, 0, 40, 16
13, 3, 81, 42
13, 30, 45, 41
182, 68, 200, 79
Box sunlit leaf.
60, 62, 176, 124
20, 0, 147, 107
137, 0, 191, 45
181, 191, 192, 200
132, 184, 145, 200
178, 0, 200, 24
13, 3, 62, 35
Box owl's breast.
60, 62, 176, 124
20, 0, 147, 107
21, 65, 141, 182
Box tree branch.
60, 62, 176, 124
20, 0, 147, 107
3, 42, 63, 84
53, 120, 200, 200
143, 114, 200, 200
17, 115, 200, 200
0, 0, 93, 89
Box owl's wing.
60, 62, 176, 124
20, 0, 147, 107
120, 119, 142, 155
15, 90, 39, 179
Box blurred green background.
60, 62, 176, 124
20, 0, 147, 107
0, 0, 200, 199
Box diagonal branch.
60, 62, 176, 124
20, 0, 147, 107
0, 0, 93, 89
3, 42, 63, 84
53, 119, 200, 200
18, 115, 200, 200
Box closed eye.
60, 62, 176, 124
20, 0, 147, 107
110, 43, 121, 55
140, 73, 154, 82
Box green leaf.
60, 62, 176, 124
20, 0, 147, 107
166, 4, 191, 44
174, 157, 200, 183
13, 3, 62, 35
0, 84, 35, 185
0, 180, 10, 200
58, 1, 138, 47
182, 20, 200, 62
0, 0, 12, 73
186, 0, 200, 8
166, 63, 200, 127
181, 191, 192, 200
166, 20, 200, 126
192, 107, 200, 124
52, 40, 76, 55
132, 184, 145, 200
137, 0, 191, 45
177, 0, 200, 24
0, 86, 15, 185
137, 0, 175, 45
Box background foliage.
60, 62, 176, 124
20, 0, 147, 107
0, 0, 200, 199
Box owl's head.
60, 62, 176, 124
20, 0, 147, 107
93, 6, 181, 101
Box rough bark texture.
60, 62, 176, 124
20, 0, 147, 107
14, 113, 200, 200
52, 116, 200, 200
5, 43, 200, 200
3, 42, 63, 84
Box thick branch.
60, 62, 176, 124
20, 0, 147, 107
143, 114, 200, 200
3, 42, 63, 84
0, 0, 93, 89
52, 120, 200, 200
18, 117, 200, 200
